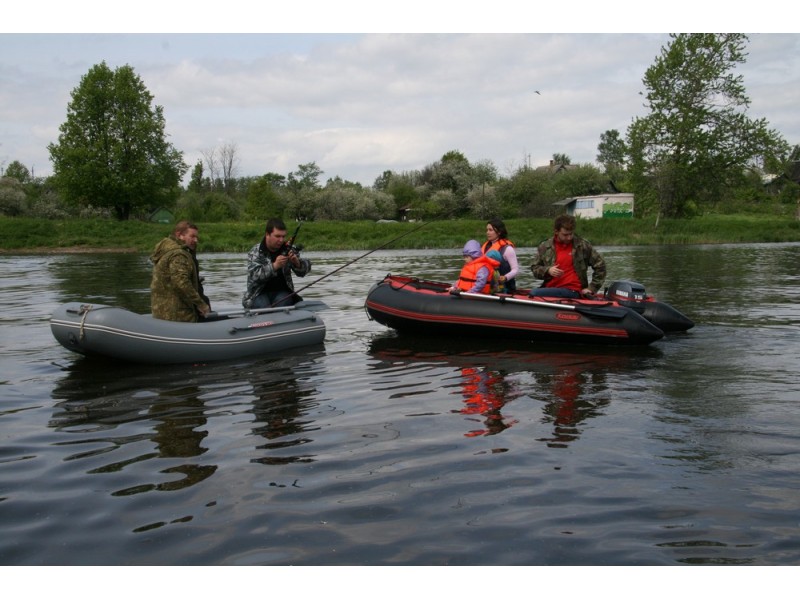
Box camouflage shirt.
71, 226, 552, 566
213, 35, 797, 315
530, 234, 607, 294
150, 235, 210, 322
242, 242, 311, 309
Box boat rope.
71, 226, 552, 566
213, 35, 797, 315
78, 304, 93, 341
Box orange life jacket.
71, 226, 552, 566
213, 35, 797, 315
482, 238, 516, 292
456, 255, 500, 294
482, 238, 515, 255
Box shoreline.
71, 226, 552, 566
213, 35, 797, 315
0, 247, 141, 255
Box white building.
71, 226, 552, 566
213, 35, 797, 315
553, 193, 634, 219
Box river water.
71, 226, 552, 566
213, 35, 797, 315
1, 243, 799, 566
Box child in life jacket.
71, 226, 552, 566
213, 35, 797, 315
485, 250, 503, 293
449, 240, 502, 294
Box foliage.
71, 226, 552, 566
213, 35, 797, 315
3, 215, 799, 254
465, 183, 499, 220
2, 160, 32, 183
175, 191, 242, 222
597, 129, 628, 185
243, 174, 286, 220
423, 152, 474, 205
777, 181, 800, 210
187, 161, 204, 194
549, 164, 608, 200
626, 34, 789, 219
289, 162, 324, 189
380, 172, 419, 210
0, 177, 27, 216
493, 168, 550, 218
6, 39, 797, 225
311, 179, 396, 221
48, 62, 188, 220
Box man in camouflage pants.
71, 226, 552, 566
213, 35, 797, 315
150, 220, 211, 322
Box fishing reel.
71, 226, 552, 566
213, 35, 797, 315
280, 242, 304, 257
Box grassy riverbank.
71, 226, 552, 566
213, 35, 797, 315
1, 215, 799, 253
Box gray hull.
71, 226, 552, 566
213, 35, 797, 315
51, 302, 326, 364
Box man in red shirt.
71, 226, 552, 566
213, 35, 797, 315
529, 214, 607, 298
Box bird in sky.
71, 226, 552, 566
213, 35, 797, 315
534, 90, 541, 95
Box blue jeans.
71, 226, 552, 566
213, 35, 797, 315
252, 290, 296, 308
528, 287, 581, 299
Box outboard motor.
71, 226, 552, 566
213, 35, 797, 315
605, 280, 695, 332
605, 280, 647, 314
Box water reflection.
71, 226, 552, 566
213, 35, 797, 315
367, 334, 660, 445
49, 347, 326, 507
456, 366, 518, 438
249, 374, 318, 466
6, 245, 800, 565
534, 358, 611, 448
50, 362, 217, 502
145, 390, 216, 493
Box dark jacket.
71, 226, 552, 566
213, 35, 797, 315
242, 242, 311, 309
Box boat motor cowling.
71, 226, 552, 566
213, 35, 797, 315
606, 280, 647, 312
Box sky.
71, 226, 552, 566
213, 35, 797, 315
2, 3, 798, 187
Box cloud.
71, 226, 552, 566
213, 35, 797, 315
1, 32, 798, 186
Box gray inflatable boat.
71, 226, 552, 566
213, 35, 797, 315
50, 301, 327, 364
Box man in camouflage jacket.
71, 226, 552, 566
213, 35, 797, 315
150, 221, 211, 322
530, 214, 607, 298
242, 218, 311, 309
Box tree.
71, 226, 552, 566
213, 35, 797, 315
289, 162, 323, 189
496, 166, 551, 217
200, 147, 221, 191
465, 183, 498, 220
0, 176, 27, 216
372, 170, 421, 216
187, 161, 204, 194
201, 143, 239, 196
626, 34, 788, 219
48, 62, 188, 220
285, 162, 323, 221
219, 142, 239, 195
413, 150, 475, 214
552, 153, 572, 166
311, 178, 396, 221
597, 129, 627, 183
244, 173, 286, 220
3, 160, 32, 184
549, 163, 607, 200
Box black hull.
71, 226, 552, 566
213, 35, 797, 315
365, 275, 666, 346
640, 300, 695, 332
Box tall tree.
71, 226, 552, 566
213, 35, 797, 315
48, 62, 187, 220
200, 143, 239, 196
288, 162, 323, 189
187, 161, 204, 194
626, 34, 788, 219
244, 173, 286, 220
200, 147, 220, 190
597, 130, 627, 177
286, 162, 323, 221
219, 142, 239, 195
3, 160, 32, 183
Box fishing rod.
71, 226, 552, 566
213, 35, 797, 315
287, 220, 434, 301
